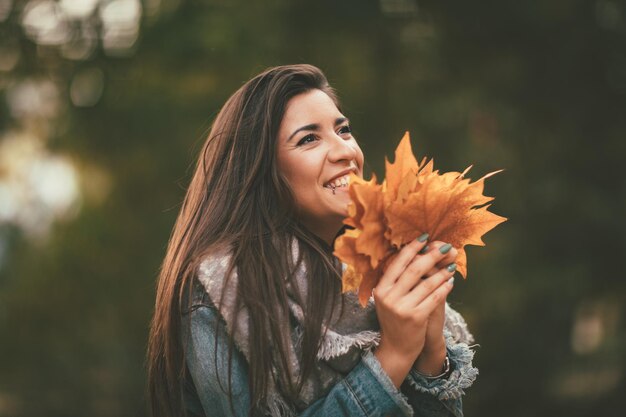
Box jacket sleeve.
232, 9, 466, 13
400, 304, 479, 417
401, 341, 477, 417
183, 305, 251, 417
183, 305, 415, 417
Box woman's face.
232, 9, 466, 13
277, 89, 364, 243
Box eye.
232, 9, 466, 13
296, 134, 317, 146
338, 124, 352, 135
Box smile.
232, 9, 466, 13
323, 175, 350, 194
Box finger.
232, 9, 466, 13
410, 269, 455, 313
404, 264, 455, 307
377, 233, 429, 289
428, 241, 459, 267
388, 242, 454, 297
420, 241, 459, 277
424, 262, 456, 279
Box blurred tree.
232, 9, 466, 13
0, 0, 624, 416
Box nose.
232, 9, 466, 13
327, 132, 357, 163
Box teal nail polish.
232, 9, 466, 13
419, 245, 430, 254
417, 233, 429, 242
447, 263, 457, 272
439, 243, 452, 254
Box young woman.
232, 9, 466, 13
147, 64, 477, 417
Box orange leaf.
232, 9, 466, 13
334, 228, 372, 274
341, 265, 362, 293
386, 170, 506, 254
455, 248, 468, 278
350, 177, 391, 269
336, 133, 507, 302
343, 174, 369, 229
357, 269, 382, 307
384, 132, 419, 202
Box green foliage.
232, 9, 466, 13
0, 0, 624, 415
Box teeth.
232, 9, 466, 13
325, 175, 351, 189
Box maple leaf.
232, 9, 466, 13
351, 177, 391, 269
384, 132, 420, 201
333, 228, 372, 274
334, 132, 507, 306
386, 169, 507, 278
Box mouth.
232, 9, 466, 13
323, 174, 350, 193
323, 168, 357, 194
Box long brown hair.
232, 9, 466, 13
147, 65, 344, 417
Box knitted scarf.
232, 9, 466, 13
196, 243, 473, 416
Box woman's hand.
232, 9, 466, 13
413, 242, 458, 376
372, 236, 456, 388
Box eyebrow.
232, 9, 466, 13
287, 117, 349, 142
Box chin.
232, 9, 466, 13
329, 207, 349, 225
324, 198, 349, 218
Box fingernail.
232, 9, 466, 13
417, 233, 429, 242
419, 245, 430, 254
439, 243, 452, 254
447, 277, 455, 286
447, 263, 457, 272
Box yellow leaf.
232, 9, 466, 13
341, 265, 362, 293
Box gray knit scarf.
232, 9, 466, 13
197, 243, 473, 416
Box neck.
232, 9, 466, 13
303, 217, 343, 246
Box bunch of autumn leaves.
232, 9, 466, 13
334, 133, 507, 306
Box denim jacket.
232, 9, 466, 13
181, 280, 477, 417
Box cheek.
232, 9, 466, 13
277, 153, 320, 205
284, 161, 327, 214
351, 142, 365, 169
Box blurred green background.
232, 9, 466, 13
1, 0, 624, 416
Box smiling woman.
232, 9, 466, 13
277, 89, 364, 244
147, 64, 478, 417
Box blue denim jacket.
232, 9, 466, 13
182, 281, 477, 417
